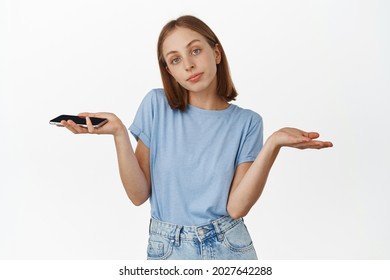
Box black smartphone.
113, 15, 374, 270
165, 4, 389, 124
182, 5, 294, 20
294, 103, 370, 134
49, 115, 108, 128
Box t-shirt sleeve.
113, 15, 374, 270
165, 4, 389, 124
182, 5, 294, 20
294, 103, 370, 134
235, 114, 264, 167
129, 90, 155, 148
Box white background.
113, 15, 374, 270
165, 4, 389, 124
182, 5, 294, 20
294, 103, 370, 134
1, 0, 389, 260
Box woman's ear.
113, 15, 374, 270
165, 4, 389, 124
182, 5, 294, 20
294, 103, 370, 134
165, 65, 172, 75
214, 44, 222, 64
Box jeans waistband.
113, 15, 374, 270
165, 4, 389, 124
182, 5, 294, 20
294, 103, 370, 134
149, 216, 242, 245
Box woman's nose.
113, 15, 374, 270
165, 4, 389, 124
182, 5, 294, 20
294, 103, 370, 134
184, 58, 195, 71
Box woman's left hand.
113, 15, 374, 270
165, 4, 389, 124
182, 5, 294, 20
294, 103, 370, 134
270, 127, 333, 150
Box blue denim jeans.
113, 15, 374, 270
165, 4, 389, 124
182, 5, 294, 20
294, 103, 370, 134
147, 216, 258, 260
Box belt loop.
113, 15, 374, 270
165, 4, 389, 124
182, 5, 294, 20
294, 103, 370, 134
174, 225, 183, 247
212, 220, 224, 242
149, 218, 152, 234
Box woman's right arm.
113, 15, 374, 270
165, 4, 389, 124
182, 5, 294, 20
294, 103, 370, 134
61, 112, 150, 206
114, 125, 150, 205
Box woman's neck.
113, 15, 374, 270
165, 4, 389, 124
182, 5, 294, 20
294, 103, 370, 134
188, 93, 229, 110
188, 79, 229, 110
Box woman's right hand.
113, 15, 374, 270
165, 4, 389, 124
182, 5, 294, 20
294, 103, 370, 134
60, 112, 126, 137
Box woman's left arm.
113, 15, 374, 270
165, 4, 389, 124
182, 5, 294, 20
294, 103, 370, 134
226, 127, 333, 219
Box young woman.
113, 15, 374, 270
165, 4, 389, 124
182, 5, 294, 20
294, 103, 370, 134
60, 15, 333, 260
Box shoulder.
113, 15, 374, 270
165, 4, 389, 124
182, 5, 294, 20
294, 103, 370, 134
231, 105, 263, 126
142, 88, 165, 102
144, 88, 169, 105
138, 88, 169, 111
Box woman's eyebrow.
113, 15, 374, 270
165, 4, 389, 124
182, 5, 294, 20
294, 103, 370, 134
165, 39, 201, 58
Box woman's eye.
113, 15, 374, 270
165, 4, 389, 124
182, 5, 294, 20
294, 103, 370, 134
171, 57, 181, 64
192, 49, 201, 55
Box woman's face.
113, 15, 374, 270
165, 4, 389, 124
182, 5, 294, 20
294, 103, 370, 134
162, 27, 221, 96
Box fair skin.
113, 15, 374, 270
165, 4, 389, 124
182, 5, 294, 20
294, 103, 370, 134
60, 27, 333, 218
163, 27, 226, 110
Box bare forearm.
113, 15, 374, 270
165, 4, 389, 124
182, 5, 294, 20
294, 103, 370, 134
227, 135, 280, 218
114, 126, 150, 205
227, 126, 333, 219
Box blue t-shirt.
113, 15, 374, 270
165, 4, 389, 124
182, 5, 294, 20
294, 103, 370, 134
129, 88, 263, 226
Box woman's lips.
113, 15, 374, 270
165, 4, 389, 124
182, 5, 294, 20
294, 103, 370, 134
187, 73, 203, 82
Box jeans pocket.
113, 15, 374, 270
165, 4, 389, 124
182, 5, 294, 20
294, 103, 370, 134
222, 222, 255, 253
147, 234, 174, 260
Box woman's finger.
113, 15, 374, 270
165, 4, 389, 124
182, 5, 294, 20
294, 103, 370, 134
292, 140, 333, 150
85, 116, 95, 133
68, 120, 88, 134
61, 120, 79, 134
307, 132, 320, 139
289, 134, 311, 144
